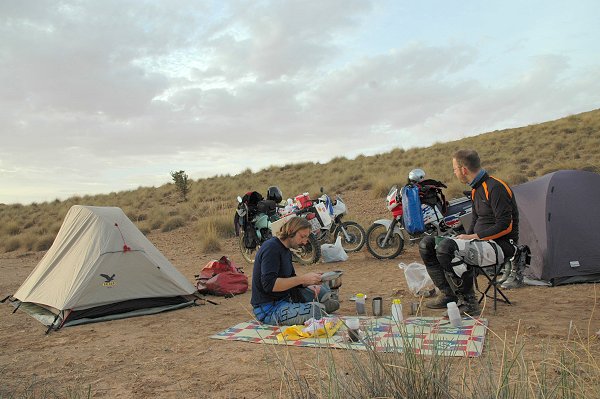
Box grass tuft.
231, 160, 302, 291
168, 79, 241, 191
161, 216, 185, 232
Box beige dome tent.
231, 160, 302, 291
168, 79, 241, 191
9, 205, 197, 331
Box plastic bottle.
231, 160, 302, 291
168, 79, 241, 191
447, 301, 462, 327
391, 299, 403, 323
355, 293, 366, 315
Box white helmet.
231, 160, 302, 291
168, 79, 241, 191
408, 168, 426, 183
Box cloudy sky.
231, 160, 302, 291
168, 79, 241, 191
1, 1, 599, 205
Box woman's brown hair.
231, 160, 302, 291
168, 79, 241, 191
277, 217, 311, 240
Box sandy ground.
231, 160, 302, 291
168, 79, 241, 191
1, 191, 599, 398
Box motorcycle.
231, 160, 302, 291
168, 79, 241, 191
235, 191, 321, 265
295, 189, 366, 252
366, 181, 472, 259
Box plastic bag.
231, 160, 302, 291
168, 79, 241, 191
399, 262, 436, 297
321, 236, 349, 263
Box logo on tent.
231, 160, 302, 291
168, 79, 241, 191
100, 273, 117, 287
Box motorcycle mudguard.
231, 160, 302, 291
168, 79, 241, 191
372, 219, 403, 235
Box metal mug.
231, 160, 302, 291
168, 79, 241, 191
346, 318, 360, 342
372, 296, 383, 317
410, 302, 419, 315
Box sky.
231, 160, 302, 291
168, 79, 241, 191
1, 1, 599, 205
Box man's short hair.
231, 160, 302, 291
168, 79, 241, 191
453, 149, 481, 172
278, 217, 311, 240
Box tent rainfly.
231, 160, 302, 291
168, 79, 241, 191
513, 170, 600, 285
8, 205, 198, 331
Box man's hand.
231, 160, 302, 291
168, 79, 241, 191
301, 272, 323, 287
272, 272, 323, 292
456, 233, 479, 240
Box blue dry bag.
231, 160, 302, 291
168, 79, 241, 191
402, 184, 425, 234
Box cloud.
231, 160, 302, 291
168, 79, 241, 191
1, 1, 599, 204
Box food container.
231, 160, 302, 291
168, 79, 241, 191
321, 270, 343, 289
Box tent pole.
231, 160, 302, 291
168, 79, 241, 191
45, 314, 60, 335
193, 293, 218, 305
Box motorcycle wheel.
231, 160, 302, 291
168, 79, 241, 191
292, 233, 321, 265
333, 221, 366, 252
366, 223, 405, 259
239, 232, 259, 264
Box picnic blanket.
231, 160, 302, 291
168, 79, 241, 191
211, 316, 488, 357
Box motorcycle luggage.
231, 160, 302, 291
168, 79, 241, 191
295, 193, 313, 209
244, 224, 259, 249
402, 184, 425, 234
257, 199, 277, 216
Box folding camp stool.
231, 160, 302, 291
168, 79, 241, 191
470, 242, 512, 314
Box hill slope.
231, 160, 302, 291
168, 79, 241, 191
1, 108, 599, 253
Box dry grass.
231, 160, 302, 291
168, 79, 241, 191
1, 108, 599, 253
273, 301, 600, 399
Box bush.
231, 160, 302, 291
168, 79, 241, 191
371, 179, 394, 198
197, 214, 235, 239
200, 220, 221, 252
170, 170, 190, 201
161, 216, 185, 232
4, 237, 21, 252
35, 235, 55, 251
5, 222, 21, 236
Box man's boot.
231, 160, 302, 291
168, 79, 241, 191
501, 263, 524, 289
458, 268, 481, 316
425, 268, 458, 309
497, 261, 512, 284
419, 236, 458, 309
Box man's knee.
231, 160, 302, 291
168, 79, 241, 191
435, 238, 459, 272
419, 236, 437, 260
435, 238, 458, 257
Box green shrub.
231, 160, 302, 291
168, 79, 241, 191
170, 170, 190, 201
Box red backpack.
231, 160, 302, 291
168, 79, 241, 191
195, 256, 249, 296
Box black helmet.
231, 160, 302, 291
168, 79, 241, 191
266, 186, 283, 203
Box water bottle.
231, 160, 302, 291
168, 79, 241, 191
447, 301, 462, 327
391, 299, 403, 323
355, 293, 366, 315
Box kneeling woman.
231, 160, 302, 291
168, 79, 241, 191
251, 217, 339, 325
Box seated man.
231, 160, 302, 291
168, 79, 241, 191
251, 217, 340, 325
419, 149, 519, 316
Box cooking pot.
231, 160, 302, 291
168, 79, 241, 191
321, 270, 343, 289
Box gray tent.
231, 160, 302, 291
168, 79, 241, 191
513, 170, 600, 285
10, 205, 197, 330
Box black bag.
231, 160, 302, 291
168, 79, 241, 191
244, 224, 259, 249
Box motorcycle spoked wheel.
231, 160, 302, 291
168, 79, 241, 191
333, 221, 366, 252
291, 233, 321, 265
366, 223, 405, 259
238, 232, 259, 264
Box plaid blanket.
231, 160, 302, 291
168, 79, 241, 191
211, 316, 488, 357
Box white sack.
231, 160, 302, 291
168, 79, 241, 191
399, 262, 436, 297
321, 236, 348, 263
